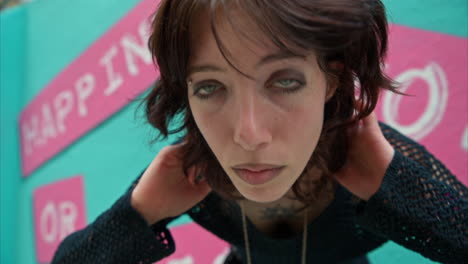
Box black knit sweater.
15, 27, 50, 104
52, 123, 468, 264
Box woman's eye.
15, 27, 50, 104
272, 78, 303, 93
194, 82, 221, 99
276, 79, 297, 88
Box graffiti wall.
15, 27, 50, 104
0, 0, 466, 263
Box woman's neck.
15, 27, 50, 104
239, 178, 335, 238
243, 178, 334, 218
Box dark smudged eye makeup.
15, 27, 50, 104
268, 69, 305, 93
270, 78, 304, 93
192, 80, 223, 100
192, 69, 306, 100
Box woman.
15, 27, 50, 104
52, 0, 467, 263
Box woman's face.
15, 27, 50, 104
187, 10, 334, 203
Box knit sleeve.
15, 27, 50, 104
51, 169, 177, 264
353, 122, 468, 264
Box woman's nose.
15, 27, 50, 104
232, 94, 272, 151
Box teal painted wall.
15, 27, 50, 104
8, 1, 186, 263
0, 6, 25, 264
0, 0, 466, 263
384, 0, 467, 37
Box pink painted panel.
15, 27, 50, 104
19, 0, 161, 176
158, 223, 230, 264
33, 175, 87, 263
376, 25, 468, 185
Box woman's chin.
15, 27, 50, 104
238, 186, 289, 203
245, 196, 281, 203
227, 173, 295, 203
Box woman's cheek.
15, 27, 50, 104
193, 107, 228, 148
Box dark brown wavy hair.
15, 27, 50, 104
142, 0, 399, 204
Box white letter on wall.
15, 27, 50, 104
22, 115, 39, 155
40, 202, 58, 244
167, 256, 194, 264
74, 73, 95, 116
54, 91, 74, 134
100, 46, 123, 96
121, 21, 152, 76
41, 103, 57, 142
213, 248, 230, 264
58, 201, 78, 240
462, 125, 468, 151
382, 62, 448, 140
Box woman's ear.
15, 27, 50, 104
325, 61, 343, 101
325, 80, 338, 102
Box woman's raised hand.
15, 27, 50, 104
131, 142, 211, 225
333, 111, 394, 201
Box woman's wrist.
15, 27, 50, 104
130, 188, 163, 225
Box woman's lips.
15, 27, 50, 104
233, 167, 285, 185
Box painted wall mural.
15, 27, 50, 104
33, 176, 86, 263
10, 0, 466, 263
19, 0, 160, 176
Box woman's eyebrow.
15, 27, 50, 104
187, 52, 305, 76
188, 65, 227, 76
256, 52, 306, 68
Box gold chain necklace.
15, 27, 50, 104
240, 201, 308, 264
